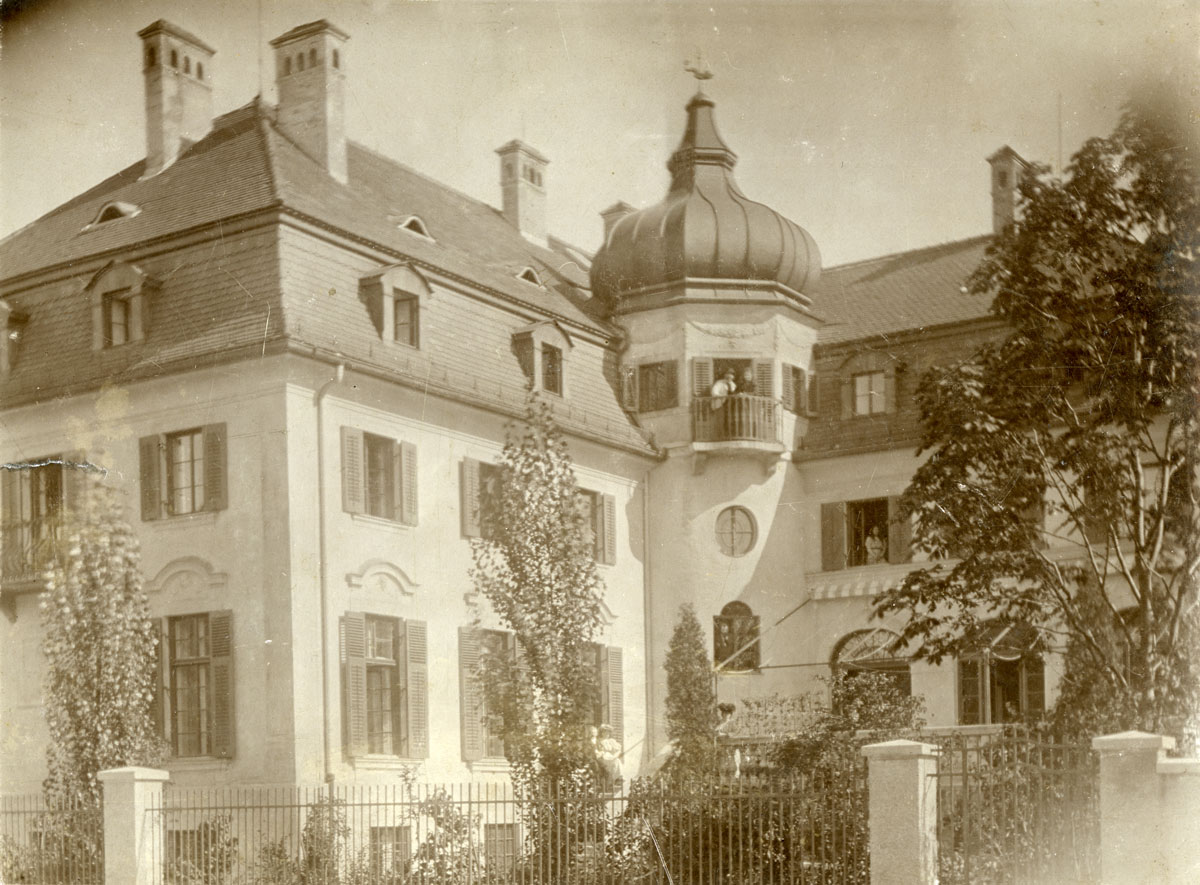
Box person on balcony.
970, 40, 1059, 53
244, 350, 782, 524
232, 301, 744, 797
711, 369, 738, 437
739, 368, 756, 395
865, 525, 887, 564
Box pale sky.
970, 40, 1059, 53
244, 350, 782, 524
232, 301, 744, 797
1, 0, 1195, 266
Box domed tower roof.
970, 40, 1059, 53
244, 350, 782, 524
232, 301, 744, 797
591, 89, 820, 307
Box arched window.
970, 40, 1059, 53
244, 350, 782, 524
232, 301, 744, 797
146, 46, 157, 68
309, 48, 317, 67
831, 628, 910, 694
183, 56, 190, 74
332, 49, 340, 68
957, 621, 1045, 724
170, 49, 178, 69
714, 601, 760, 672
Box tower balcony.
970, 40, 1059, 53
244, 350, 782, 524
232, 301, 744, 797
691, 395, 786, 467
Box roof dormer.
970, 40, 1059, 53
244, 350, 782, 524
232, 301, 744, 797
84, 261, 157, 350
83, 201, 142, 231
512, 320, 572, 397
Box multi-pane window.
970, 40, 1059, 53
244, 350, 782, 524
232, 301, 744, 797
820, 497, 910, 571
364, 433, 394, 520
167, 429, 205, 515
485, 824, 519, 874
170, 614, 211, 757
370, 827, 411, 880
846, 498, 890, 566
576, 488, 617, 565
958, 623, 1045, 725
479, 629, 518, 758
365, 616, 403, 755
102, 291, 130, 347
637, 361, 678, 412
853, 371, 886, 415
1, 457, 69, 583
393, 290, 419, 347
542, 344, 563, 395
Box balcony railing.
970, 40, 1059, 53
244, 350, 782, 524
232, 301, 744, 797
692, 394, 781, 444
2, 518, 60, 587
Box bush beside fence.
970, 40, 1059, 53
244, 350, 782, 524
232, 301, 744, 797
0, 793, 104, 884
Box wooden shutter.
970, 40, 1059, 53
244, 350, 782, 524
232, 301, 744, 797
150, 618, 166, 739
513, 336, 534, 382
405, 620, 429, 758
958, 658, 983, 725
139, 436, 162, 521
662, 360, 679, 408
606, 646, 624, 748
61, 451, 89, 518
91, 291, 105, 351
397, 441, 418, 526
459, 627, 485, 762
1023, 657, 1045, 717
341, 427, 365, 515
782, 365, 796, 411
753, 360, 774, 399
601, 494, 617, 565
209, 610, 235, 758
692, 358, 713, 398
887, 496, 912, 564
796, 368, 809, 413
820, 502, 847, 571
621, 367, 638, 411
461, 458, 481, 537
202, 424, 227, 512
342, 612, 368, 758
807, 373, 820, 416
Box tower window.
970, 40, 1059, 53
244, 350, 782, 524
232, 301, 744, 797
309, 48, 318, 67
284, 57, 292, 76
183, 56, 190, 74
146, 46, 157, 67
333, 49, 340, 69
170, 49, 178, 69
196, 62, 203, 80
997, 170, 1009, 188
297, 53, 305, 72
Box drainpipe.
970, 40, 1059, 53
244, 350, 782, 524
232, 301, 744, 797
315, 363, 345, 785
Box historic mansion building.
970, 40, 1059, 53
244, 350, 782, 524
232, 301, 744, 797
1, 19, 1048, 791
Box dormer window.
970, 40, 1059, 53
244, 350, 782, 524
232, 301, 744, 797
512, 321, 571, 397
833, 351, 899, 419
517, 267, 541, 286
86, 261, 155, 351
853, 371, 886, 415
360, 264, 429, 351
0, 301, 28, 374
397, 216, 432, 239
85, 201, 140, 231
541, 344, 563, 395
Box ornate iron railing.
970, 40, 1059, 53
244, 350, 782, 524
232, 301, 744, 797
1, 517, 60, 586
692, 394, 781, 444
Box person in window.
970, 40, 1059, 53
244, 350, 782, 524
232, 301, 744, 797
739, 368, 756, 395
711, 368, 737, 403
865, 525, 887, 564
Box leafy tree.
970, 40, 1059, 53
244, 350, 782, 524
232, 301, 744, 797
469, 391, 606, 874
875, 85, 1199, 744
40, 479, 161, 805
663, 603, 718, 777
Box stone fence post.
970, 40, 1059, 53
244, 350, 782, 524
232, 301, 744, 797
862, 738, 939, 885
1093, 731, 1200, 885
98, 766, 170, 885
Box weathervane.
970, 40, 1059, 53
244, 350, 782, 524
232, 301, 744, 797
684, 53, 713, 81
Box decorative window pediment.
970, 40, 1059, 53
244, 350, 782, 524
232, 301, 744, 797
84, 260, 156, 350
147, 556, 228, 598
346, 559, 419, 599
360, 264, 431, 348
84, 201, 141, 230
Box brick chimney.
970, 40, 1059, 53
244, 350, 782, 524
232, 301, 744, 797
600, 201, 635, 243
987, 145, 1029, 235
496, 140, 549, 245
138, 21, 215, 177
271, 21, 349, 184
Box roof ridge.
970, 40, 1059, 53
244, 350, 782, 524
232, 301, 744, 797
824, 233, 993, 273
347, 139, 499, 218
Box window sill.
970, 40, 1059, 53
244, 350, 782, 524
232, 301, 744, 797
153, 510, 219, 529
167, 756, 233, 772
350, 513, 412, 531
349, 755, 422, 772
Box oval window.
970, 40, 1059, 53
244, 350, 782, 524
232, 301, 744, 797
715, 506, 756, 557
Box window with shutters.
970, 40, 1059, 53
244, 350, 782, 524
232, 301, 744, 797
782, 364, 808, 414
102, 290, 131, 347
341, 612, 427, 760
819, 496, 911, 571
577, 489, 618, 564
156, 611, 235, 758
957, 622, 1045, 725
1, 454, 86, 585
340, 428, 418, 526
461, 459, 501, 539
690, 357, 779, 444
140, 425, 227, 520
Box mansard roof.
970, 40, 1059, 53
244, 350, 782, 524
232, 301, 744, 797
812, 235, 995, 347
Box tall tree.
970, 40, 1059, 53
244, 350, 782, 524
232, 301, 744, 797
41, 479, 161, 804
664, 603, 718, 778
469, 392, 605, 785
875, 85, 1199, 744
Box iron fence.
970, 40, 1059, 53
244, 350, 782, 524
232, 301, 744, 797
932, 727, 1099, 885
0, 793, 104, 884
146, 772, 868, 885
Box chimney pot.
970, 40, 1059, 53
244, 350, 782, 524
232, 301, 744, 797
271, 20, 350, 184
138, 20, 215, 177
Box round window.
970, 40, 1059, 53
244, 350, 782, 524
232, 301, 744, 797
715, 506, 756, 557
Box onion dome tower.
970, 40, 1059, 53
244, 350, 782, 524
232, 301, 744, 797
590, 87, 821, 310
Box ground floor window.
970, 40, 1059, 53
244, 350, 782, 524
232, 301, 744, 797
831, 628, 911, 696
958, 622, 1045, 724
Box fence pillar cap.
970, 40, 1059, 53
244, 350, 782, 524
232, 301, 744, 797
861, 738, 939, 760
1091, 730, 1175, 753
97, 766, 171, 784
